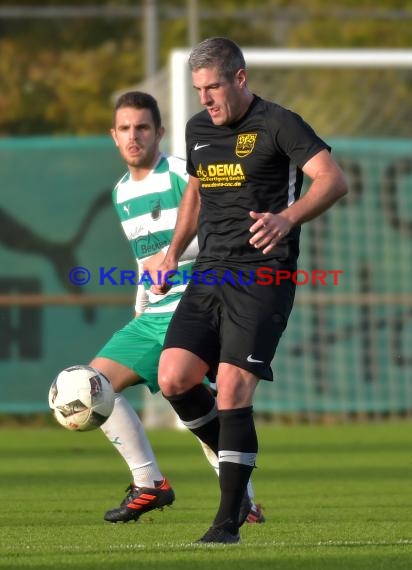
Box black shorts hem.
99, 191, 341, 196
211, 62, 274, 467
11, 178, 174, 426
219, 358, 274, 382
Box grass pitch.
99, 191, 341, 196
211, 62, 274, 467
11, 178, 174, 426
0, 422, 411, 569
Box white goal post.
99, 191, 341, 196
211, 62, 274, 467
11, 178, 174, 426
170, 48, 412, 157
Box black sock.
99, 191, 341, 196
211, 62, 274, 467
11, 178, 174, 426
163, 384, 219, 455
213, 406, 257, 530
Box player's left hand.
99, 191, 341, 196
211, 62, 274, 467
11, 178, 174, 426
249, 211, 291, 254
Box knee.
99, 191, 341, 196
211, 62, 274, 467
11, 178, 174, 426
158, 349, 206, 397
216, 364, 258, 408
158, 364, 187, 397
89, 358, 137, 393
158, 352, 179, 396
157, 368, 173, 396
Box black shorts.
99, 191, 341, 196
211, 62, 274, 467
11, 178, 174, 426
163, 265, 296, 381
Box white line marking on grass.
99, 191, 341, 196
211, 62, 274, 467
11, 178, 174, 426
109, 539, 412, 550
9, 539, 412, 554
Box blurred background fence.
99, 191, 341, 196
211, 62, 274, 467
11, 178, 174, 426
1, 134, 411, 419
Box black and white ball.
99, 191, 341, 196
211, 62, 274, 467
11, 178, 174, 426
48, 365, 115, 431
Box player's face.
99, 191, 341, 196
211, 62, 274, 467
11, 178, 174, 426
111, 107, 164, 177
192, 66, 248, 126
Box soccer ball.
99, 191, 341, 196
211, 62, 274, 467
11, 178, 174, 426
48, 365, 115, 431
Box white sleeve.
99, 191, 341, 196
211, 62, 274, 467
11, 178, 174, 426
134, 284, 149, 315
161, 236, 199, 263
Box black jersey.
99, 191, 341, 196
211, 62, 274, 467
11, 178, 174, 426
186, 95, 330, 267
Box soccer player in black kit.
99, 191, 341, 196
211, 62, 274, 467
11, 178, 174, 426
152, 37, 348, 543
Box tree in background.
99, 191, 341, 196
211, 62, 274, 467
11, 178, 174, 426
0, 0, 410, 135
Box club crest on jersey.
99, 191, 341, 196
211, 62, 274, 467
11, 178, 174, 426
150, 198, 161, 220
235, 133, 257, 158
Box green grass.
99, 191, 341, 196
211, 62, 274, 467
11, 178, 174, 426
0, 422, 411, 569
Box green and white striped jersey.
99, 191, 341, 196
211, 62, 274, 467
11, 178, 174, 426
113, 153, 197, 314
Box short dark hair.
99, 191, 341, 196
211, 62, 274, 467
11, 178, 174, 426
188, 37, 246, 81
114, 91, 162, 130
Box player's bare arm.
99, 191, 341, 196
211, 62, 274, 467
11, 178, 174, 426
151, 175, 201, 294
249, 149, 348, 254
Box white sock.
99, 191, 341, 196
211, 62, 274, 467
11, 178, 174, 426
247, 479, 255, 502
198, 438, 255, 503
101, 393, 163, 488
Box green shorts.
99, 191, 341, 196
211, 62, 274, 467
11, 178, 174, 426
96, 313, 173, 394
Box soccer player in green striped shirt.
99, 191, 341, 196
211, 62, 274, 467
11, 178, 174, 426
90, 91, 264, 525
